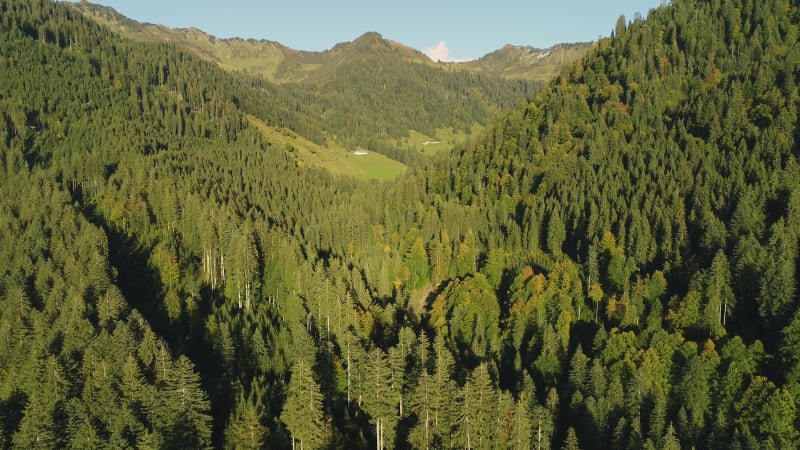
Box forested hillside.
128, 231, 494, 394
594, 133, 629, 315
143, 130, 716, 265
1, 0, 799, 449
67, 1, 544, 164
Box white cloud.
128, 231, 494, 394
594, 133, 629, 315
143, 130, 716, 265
423, 41, 472, 62
424, 41, 451, 61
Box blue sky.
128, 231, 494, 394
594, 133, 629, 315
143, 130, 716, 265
74, 0, 665, 61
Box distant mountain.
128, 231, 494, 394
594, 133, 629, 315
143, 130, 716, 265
275, 31, 437, 84
66, 0, 300, 81
66, 0, 548, 161
66, 1, 588, 83
455, 42, 593, 81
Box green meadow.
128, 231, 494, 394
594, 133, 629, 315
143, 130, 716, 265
404, 125, 484, 154
248, 115, 407, 180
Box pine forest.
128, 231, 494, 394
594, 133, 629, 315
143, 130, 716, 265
1, 0, 800, 448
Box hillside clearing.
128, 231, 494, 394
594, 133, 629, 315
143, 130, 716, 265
404, 125, 483, 154
247, 115, 407, 180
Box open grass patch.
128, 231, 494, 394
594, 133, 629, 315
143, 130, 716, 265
247, 115, 407, 180
404, 125, 484, 154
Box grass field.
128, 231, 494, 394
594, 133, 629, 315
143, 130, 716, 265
247, 115, 407, 181
404, 125, 484, 154
248, 115, 487, 180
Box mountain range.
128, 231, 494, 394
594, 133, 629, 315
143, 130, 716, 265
67, 0, 592, 83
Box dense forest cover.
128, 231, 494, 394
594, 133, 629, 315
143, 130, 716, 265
1, 0, 799, 449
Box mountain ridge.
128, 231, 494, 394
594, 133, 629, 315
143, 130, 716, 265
66, 0, 591, 83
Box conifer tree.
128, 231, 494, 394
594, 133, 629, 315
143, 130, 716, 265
431, 333, 458, 447
562, 427, 580, 450
226, 392, 266, 450
458, 363, 497, 449
361, 347, 398, 450
161, 355, 213, 449
280, 359, 325, 450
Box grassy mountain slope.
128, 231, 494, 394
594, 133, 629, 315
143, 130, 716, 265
64, 0, 314, 82
456, 42, 593, 81
246, 114, 408, 180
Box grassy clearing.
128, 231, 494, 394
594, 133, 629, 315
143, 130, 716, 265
247, 115, 407, 180
404, 124, 484, 155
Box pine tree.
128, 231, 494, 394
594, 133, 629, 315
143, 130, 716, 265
12, 392, 60, 449
562, 427, 580, 450
409, 332, 435, 450
161, 355, 213, 449
703, 251, 734, 336
758, 220, 797, 331
660, 423, 681, 450
361, 347, 398, 450
546, 207, 566, 256
280, 359, 325, 450
226, 392, 266, 450
512, 392, 533, 450
458, 363, 497, 450
431, 333, 458, 448
406, 236, 431, 290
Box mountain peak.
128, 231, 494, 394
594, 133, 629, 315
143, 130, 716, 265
355, 31, 384, 42
340, 31, 389, 51
335, 31, 407, 53
325, 31, 428, 66
455, 42, 592, 81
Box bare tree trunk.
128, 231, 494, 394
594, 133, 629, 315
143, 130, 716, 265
595, 300, 599, 323
537, 420, 542, 450
347, 344, 351, 403
376, 418, 381, 450
210, 250, 217, 290
245, 281, 251, 310
424, 409, 430, 449
723, 300, 728, 327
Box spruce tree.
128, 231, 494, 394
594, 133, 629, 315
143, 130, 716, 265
280, 359, 325, 450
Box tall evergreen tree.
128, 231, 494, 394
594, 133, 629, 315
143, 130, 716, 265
280, 360, 325, 450
458, 363, 497, 450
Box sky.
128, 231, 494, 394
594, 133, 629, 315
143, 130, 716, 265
73, 0, 666, 62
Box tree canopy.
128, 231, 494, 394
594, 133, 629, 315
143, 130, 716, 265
1, 0, 800, 448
